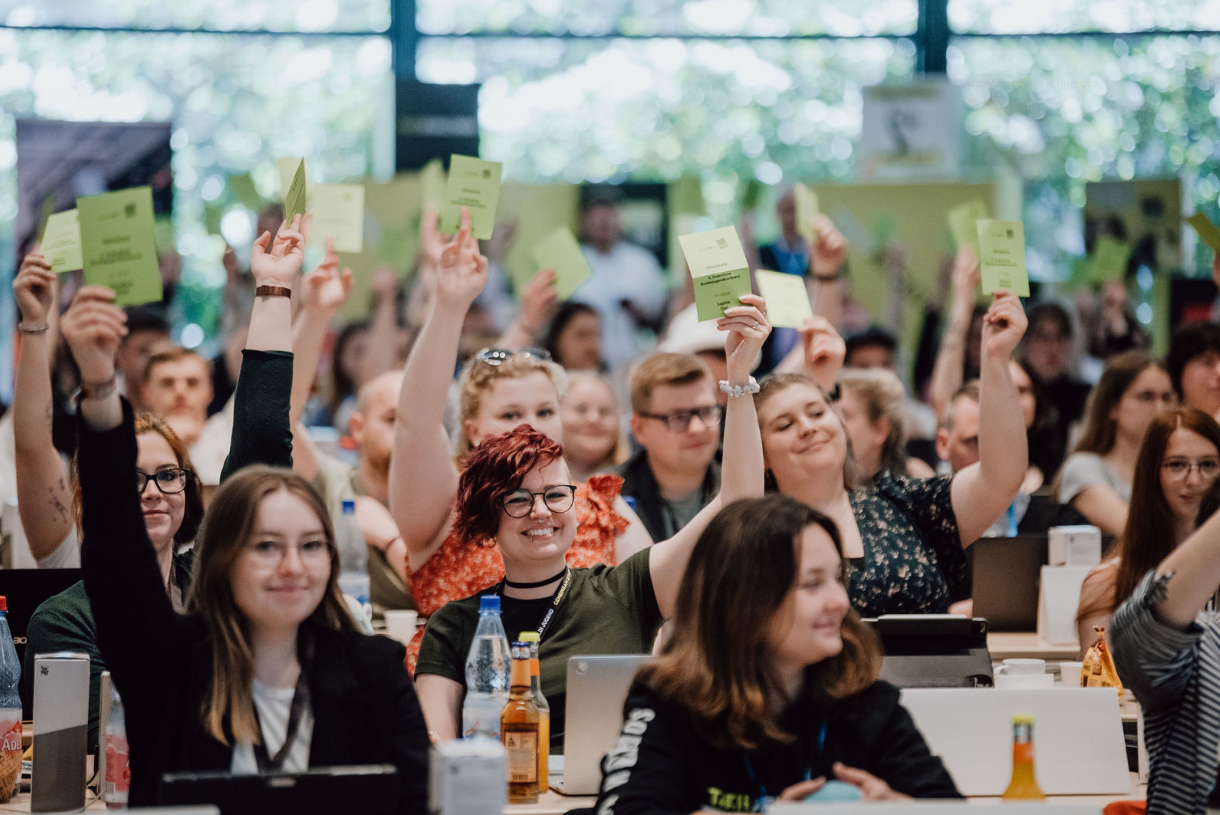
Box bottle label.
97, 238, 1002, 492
0, 719, 21, 802
505, 731, 538, 783
105, 733, 131, 802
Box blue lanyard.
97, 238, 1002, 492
1006, 502, 1018, 537
741, 720, 827, 812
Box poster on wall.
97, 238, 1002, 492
858, 79, 962, 181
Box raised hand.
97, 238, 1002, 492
59, 287, 126, 385
251, 214, 305, 289
434, 206, 488, 312
418, 204, 446, 278
797, 315, 846, 392
369, 266, 399, 306
950, 245, 980, 308
810, 215, 847, 279
302, 236, 354, 318
519, 269, 559, 333
717, 293, 771, 382
981, 290, 1028, 361
13, 252, 56, 327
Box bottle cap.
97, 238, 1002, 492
0, 597, 7, 612
341, 499, 356, 514
519, 632, 540, 643
512, 641, 528, 650
479, 595, 501, 614
1012, 713, 1034, 725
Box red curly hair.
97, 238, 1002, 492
454, 425, 565, 545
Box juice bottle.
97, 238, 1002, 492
519, 632, 550, 793
1002, 713, 1046, 800
500, 643, 539, 804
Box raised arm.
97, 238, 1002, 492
649, 294, 768, 618
389, 207, 488, 559
496, 269, 557, 350
949, 290, 1029, 544
809, 215, 847, 332
774, 315, 845, 394
1142, 499, 1220, 628
12, 252, 75, 560
928, 247, 980, 420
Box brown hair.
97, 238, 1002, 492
1077, 407, 1220, 625
453, 425, 564, 545
754, 373, 858, 491
1072, 350, 1165, 456
838, 367, 908, 479
455, 352, 567, 462
636, 495, 880, 751
940, 380, 981, 431
629, 353, 712, 415
186, 467, 356, 745
563, 371, 630, 471
142, 343, 212, 383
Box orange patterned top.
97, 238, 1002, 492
404, 474, 629, 673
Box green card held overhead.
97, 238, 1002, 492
947, 199, 989, 255
679, 226, 753, 323
282, 159, 308, 226
229, 173, 264, 211
975, 219, 1029, 297
41, 209, 83, 274
420, 158, 447, 211
531, 226, 592, 300
312, 184, 366, 253
440, 154, 502, 240
794, 183, 818, 245
1187, 213, 1220, 253
78, 186, 162, 307
1090, 235, 1131, 284
755, 270, 813, 328
276, 157, 311, 201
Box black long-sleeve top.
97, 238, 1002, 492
595, 679, 960, 815
80, 350, 429, 813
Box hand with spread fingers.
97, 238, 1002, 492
434, 206, 489, 312
303, 236, 355, 319
718, 293, 770, 382
251, 214, 305, 290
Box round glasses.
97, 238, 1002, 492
1161, 458, 1220, 482
136, 468, 190, 495
500, 485, 577, 518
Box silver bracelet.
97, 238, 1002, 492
719, 377, 760, 399
18, 321, 49, 334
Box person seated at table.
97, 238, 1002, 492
836, 366, 935, 486
593, 494, 960, 814
64, 225, 429, 812
753, 291, 1029, 617
1109, 477, 1220, 814
1075, 407, 1220, 651
414, 294, 768, 748
1054, 350, 1175, 536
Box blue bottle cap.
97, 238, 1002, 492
479, 595, 501, 613
341, 499, 356, 514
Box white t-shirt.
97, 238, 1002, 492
573, 241, 668, 371
230, 679, 314, 774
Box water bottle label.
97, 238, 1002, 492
0, 719, 21, 803
105, 734, 130, 802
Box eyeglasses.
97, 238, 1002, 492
500, 485, 577, 518
1161, 458, 1220, 481
136, 468, 190, 495
243, 539, 334, 565
637, 405, 723, 433
475, 347, 552, 366
1127, 390, 1177, 406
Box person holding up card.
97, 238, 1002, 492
753, 291, 1029, 617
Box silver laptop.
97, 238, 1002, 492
550, 654, 650, 796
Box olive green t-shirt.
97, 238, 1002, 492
415, 547, 660, 752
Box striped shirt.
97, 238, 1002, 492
1110, 570, 1220, 815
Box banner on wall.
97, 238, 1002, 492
858, 80, 962, 181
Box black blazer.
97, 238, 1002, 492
79, 352, 428, 813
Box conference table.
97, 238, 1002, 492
987, 630, 1081, 661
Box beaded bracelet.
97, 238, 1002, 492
719, 377, 760, 399
18, 321, 49, 334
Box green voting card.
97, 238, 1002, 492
282, 159, 308, 226
794, 183, 818, 245
975, 219, 1029, 297
1090, 235, 1131, 284
41, 209, 83, 274
756, 269, 813, 328
531, 226, 591, 300
948, 199, 989, 254
276, 157, 311, 201
680, 226, 753, 322
78, 187, 162, 307
312, 184, 365, 253
1187, 213, 1220, 253
440, 154, 502, 240
420, 159, 447, 211
229, 173, 264, 211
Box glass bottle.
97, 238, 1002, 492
518, 631, 550, 793
1002, 714, 1046, 800
500, 642, 539, 804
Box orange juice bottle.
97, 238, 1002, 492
519, 632, 550, 793
1002, 714, 1046, 800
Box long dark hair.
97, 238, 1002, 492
1073, 350, 1165, 456
329, 321, 369, 419
636, 495, 880, 751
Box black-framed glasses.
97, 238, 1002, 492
500, 485, 577, 518
638, 405, 723, 433
135, 468, 191, 495
475, 347, 552, 366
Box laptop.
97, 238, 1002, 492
971, 536, 1047, 632
0, 568, 84, 666
863, 615, 993, 688
550, 654, 650, 796
158, 765, 398, 815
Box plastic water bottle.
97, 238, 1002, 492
103, 684, 129, 809
462, 595, 510, 739
336, 499, 370, 619
0, 598, 20, 804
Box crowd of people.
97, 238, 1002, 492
6, 183, 1220, 814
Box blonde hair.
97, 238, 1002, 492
563, 371, 630, 472
755, 373, 859, 491
455, 353, 568, 461
838, 367, 908, 481
629, 353, 712, 414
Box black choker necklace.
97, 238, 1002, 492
504, 567, 568, 590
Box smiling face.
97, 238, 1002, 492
630, 379, 719, 477
1159, 427, 1220, 527
136, 430, 187, 554
765, 524, 851, 672
466, 371, 563, 448
560, 376, 620, 471
229, 488, 331, 634
757, 382, 848, 494
494, 458, 577, 575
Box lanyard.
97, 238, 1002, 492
742, 720, 827, 812
251, 631, 314, 772
496, 567, 573, 643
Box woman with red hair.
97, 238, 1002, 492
413, 282, 769, 749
